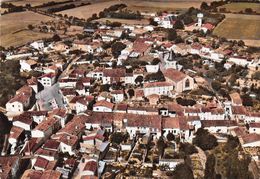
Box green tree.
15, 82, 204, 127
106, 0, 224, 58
193, 128, 218, 151
172, 163, 194, 179
111, 42, 126, 57
204, 154, 216, 179
167, 28, 177, 41
166, 132, 175, 141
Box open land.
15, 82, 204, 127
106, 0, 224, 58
1, 0, 67, 7
0, 11, 53, 48
213, 13, 260, 47
218, 2, 260, 13
58, 0, 217, 19
57, 0, 120, 19
94, 17, 149, 25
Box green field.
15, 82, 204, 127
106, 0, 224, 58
218, 2, 260, 13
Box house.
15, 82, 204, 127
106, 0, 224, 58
102, 68, 126, 85
8, 126, 24, 146
201, 23, 215, 33
35, 148, 59, 161
84, 113, 114, 132
75, 97, 89, 114
59, 134, 79, 155
143, 81, 173, 97
42, 139, 60, 152
249, 123, 260, 134
20, 59, 37, 72
232, 106, 247, 121
124, 114, 162, 139
159, 159, 184, 170
29, 111, 48, 124
30, 40, 44, 50
81, 159, 97, 176
240, 133, 260, 147
0, 156, 21, 179
163, 68, 194, 93
111, 90, 124, 103
229, 92, 243, 106
31, 117, 60, 139
6, 90, 31, 114
245, 112, 260, 123
12, 114, 33, 131
93, 100, 114, 112
38, 73, 56, 87
201, 120, 238, 134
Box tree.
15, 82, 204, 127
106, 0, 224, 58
149, 17, 158, 26
52, 34, 61, 42
110, 132, 124, 144
183, 16, 193, 25
245, 8, 253, 14
172, 163, 194, 179
157, 137, 166, 157
135, 75, 143, 85
151, 58, 161, 65
174, 20, 184, 29
200, 2, 209, 10
211, 80, 222, 91
27, 24, 34, 30
241, 94, 253, 106
204, 154, 216, 179
166, 132, 175, 141
111, 42, 126, 57
238, 40, 245, 46
127, 89, 135, 98
179, 142, 198, 155
252, 71, 260, 80
167, 28, 177, 41
193, 128, 218, 151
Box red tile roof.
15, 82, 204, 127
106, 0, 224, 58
144, 81, 172, 88
163, 68, 187, 82
83, 160, 97, 172
94, 100, 114, 109
34, 157, 49, 169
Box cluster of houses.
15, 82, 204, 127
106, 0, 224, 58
1, 10, 260, 179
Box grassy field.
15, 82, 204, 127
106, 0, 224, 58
0, 11, 53, 48
213, 14, 260, 46
94, 17, 149, 25
218, 2, 260, 13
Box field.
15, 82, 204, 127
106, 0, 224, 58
0, 11, 53, 48
57, 0, 120, 19
213, 14, 260, 47
58, 0, 216, 19
1, 0, 67, 7
95, 17, 149, 25
124, 0, 210, 12
218, 2, 260, 13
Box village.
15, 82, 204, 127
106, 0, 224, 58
0, 0, 260, 179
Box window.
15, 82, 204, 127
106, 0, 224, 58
185, 79, 190, 88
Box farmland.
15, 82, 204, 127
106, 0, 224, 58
124, 0, 208, 12
95, 18, 149, 25
0, 11, 53, 48
213, 14, 260, 47
58, 0, 216, 19
57, 0, 120, 19
218, 2, 260, 13
1, 0, 67, 7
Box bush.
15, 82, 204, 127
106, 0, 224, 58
176, 97, 196, 106
193, 128, 218, 151
179, 142, 198, 155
